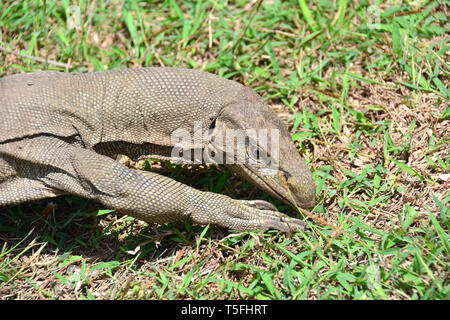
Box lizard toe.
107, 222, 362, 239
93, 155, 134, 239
225, 202, 306, 233
188, 193, 305, 233
240, 199, 278, 211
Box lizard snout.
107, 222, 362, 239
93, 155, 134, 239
281, 169, 316, 210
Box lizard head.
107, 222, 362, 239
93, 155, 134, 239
204, 87, 316, 210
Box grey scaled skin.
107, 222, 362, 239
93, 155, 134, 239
0, 67, 315, 232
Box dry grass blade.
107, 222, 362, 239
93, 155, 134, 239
0, 46, 74, 69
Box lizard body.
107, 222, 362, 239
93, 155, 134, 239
0, 67, 315, 232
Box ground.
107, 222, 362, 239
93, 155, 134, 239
0, 0, 448, 299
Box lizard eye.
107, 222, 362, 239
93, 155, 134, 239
247, 141, 271, 165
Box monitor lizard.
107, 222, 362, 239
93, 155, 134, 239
0, 67, 315, 232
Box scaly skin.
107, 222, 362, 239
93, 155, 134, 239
0, 68, 315, 232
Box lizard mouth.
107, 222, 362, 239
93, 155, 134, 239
241, 165, 294, 207
241, 164, 315, 210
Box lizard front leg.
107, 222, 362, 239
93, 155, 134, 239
44, 142, 305, 232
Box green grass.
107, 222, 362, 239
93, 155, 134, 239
0, 0, 448, 300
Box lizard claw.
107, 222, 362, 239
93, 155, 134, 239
233, 200, 306, 232
188, 193, 306, 233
